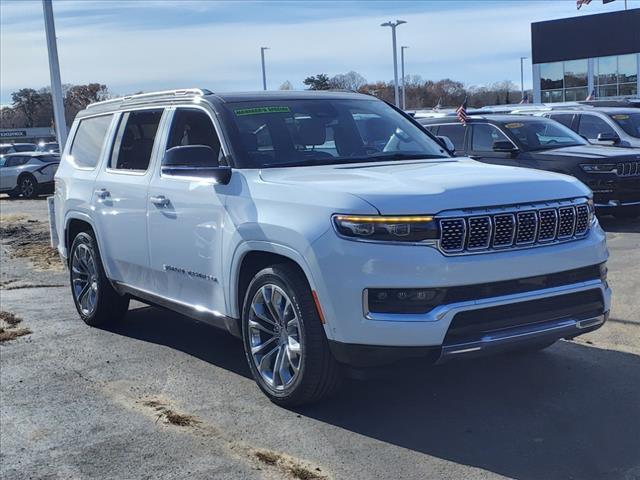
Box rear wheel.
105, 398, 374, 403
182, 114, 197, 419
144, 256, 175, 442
69, 231, 129, 327
18, 174, 38, 199
241, 264, 342, 406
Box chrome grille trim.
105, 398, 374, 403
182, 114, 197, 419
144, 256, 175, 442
437, 199, 591, 256
617, 161, 640, 177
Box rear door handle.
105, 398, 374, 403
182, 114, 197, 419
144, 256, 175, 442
150, 195, 170, 207
94, 188, 110, 199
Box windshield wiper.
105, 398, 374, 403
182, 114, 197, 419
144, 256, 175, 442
365, 152, 448, 161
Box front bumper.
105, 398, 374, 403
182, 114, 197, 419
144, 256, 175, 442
308, 222, 609, 349
587, 175, 640, 208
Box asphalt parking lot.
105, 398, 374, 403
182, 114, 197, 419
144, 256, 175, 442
1, 195, 639, 480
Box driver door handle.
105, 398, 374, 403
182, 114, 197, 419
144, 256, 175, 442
94, 188, 110, 199
150, 195, 170, 207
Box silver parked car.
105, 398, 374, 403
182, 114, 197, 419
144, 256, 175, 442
0, 152, 60, 198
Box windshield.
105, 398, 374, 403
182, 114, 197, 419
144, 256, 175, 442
220, 98, 449, 168
608, 112, 640, 138
502, 119, 587, 151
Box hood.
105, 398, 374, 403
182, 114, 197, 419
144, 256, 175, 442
531, 144, 640, 161
258, 158, 590, 215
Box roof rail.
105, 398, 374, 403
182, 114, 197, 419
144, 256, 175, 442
86, 88, 212, 109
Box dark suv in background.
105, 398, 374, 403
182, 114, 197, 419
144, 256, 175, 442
419, 115, 640, 218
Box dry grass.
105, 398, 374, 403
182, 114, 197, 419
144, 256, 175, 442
254, 450, 326, 480
141, 399, 199, 427
0, 220, 64, 271
0, 311, 32, 343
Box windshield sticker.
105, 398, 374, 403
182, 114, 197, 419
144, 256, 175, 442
611, 114, 629, 120
505, 122, 524, 129
235, 106, 290, 116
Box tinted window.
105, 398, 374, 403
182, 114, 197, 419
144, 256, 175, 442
577, 115, 615, 140
503, 120, 585, 150
471, 124, 510, 151
166, 109, 222, 164
608, 112, 640, 138
110, 110, 163, 171
6, 156, 28, 167
14, 144, 36, 152
221, 99, 448, 168
69, 115, 113, 168
435, 124, 466, 151
0, 146, 16, 154
548, 114, 575, 128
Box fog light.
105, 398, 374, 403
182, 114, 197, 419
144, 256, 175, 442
366, 288, 445, 314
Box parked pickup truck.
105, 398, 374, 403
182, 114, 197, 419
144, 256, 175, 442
51, 89, 611, 405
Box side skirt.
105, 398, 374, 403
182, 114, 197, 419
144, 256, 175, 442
112, 282, 241, 338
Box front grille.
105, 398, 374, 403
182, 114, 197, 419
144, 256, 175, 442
617, 161, 640, 177
438, 199, 591, 255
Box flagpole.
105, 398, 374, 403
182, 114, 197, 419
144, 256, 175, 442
520, 56, 527, 102
42, 0, 68, 149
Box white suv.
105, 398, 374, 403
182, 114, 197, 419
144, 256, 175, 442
51, 89, 611, 405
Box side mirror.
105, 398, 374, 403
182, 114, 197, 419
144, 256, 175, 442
596, 132, 620, 144
437, 135, 455, 153
492, 141, 519, 154
162, 145, 232, 184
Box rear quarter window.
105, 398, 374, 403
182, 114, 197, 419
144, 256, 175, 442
69, 114, 114, 168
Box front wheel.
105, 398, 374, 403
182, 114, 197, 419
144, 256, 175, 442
69, 231, 129, 327
18, 174, 38, 199
241, 264, 342, 406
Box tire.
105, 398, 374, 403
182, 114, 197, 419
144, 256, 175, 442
69, 231, 129, 327
241, 264, 342, 406
613, 206, 640, 219
18, 174, 38, 199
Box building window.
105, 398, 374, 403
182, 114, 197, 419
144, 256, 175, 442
564, 59, 588, 88
540, 62, 563, 90
595, 54, 638, 98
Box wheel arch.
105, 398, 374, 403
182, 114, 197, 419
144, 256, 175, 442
230, 242, 320, 321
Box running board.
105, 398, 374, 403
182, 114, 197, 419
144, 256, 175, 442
113, 282, 241, 337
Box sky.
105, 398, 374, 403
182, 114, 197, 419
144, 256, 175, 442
0, 0, 636, 105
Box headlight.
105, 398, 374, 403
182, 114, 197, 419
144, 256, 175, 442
587, 198, 596, 225
580, 163, 617, 173
333, 214, 438, 243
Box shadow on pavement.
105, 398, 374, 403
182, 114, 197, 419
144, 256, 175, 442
104, 305, 251, 378
105, 305, 640, 480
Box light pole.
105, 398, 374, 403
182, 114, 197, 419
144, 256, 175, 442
381, 20, 407, 107
401, 46, 408, 109
42, 0, 68, 148
261, 47, 269, 91
520, 56, 528, 102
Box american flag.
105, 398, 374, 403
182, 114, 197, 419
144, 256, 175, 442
456, 97, 468, 125
519, 93, 529, 104
576, 0, 592, 9
586, 88, 596, 101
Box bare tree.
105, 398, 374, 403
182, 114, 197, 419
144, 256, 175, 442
329, 71, 367, 91
11, 88, 44, 128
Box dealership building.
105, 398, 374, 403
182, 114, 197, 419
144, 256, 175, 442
0, 127, 56, 144
531, 8, 639, 103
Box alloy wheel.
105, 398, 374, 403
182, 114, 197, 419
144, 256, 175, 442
71, 243, 99, 316
20, 177, 34, 197
248, 284, 302, 390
